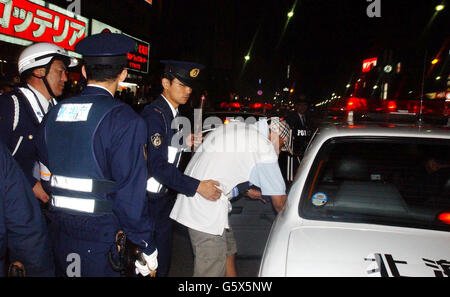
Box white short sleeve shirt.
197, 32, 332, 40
170, 121, 285, 235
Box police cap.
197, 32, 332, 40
75, 33, 135, 66
161, 60, 205, 88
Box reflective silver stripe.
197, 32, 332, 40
39, 162, 51, 181
147, 177, 163, 193
11, 136, 23, 156
146, 147, 180, 194
167, 146, 178, 164
11, 95, 19, 131
51, 195, 95, 213
51, 175, 93, 192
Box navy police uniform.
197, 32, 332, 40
141, 60, 204, 276
0, 142, 54, 276
0, 86, 56, 189
35, 34, 156, 277
285, 101, 312, 156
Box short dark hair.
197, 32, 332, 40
162, 72, 175, 83
84, 63, 125, 82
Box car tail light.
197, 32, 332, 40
263, 103, 273, 110
230, 102, 241, 109
220, 102, 229, 109
346, 97, 368, 111
387, 100, 397, 111
252, 103, 263, 109
438, 213, 450, 225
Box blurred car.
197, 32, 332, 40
259, 123, 450, 277
368, 98, 449, 125
326, 96, 449, 126
326, 97, 371, 122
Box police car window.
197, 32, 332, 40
299, 137, 450, 232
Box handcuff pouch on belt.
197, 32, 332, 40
8, 261, 25, 277
108, 230, 156, 277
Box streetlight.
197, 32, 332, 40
287, 11, 294, 18
435, 4, 445, 12
244, 55, 250, 61
431, 58, 440, 65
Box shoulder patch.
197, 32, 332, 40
151, 133, 163, 148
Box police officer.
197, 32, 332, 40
141, 60, 222, 276
285, 98, 313, 180
286, 98, 312, 156
35, 33, 157, 277
0, 43, 77, 204
0, 142, 54, 277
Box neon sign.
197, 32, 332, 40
0, 0, 88, 51
362, 57, 378, 72
124, 33, 149, 73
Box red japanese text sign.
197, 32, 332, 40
0, 0, 88, 51
124, 33, 149, 73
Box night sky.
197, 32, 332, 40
48, 0, 449, 103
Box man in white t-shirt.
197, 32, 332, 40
170, 117, 291, 276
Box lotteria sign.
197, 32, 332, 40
0, 0, 88, 51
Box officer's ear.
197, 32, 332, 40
118, 69, 128, 83
162, 77, 171, 91
81, 65, 87, 79
31, 67, 46, 79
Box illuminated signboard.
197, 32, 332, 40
145, 0, 152, 4
362, 57, 378, 72
0, 0, 88, 51
123, 33, 149, 74
91, 19, 121, 35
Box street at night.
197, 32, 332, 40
0, 0, 449, 286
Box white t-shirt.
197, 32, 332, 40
170, 121, 285, 235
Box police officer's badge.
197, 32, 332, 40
190, 68, 200, 78
151, 133, 162, 148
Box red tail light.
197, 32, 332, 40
263, 103, 273, 110
252, 103, 263, 109
387, 100, 397, 111
346, 97, 368, 111
230, 102, 241, 109
438, 213, 450, 225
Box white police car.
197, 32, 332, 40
259, 123, 450, 277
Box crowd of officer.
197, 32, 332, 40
0, 33, 223, 277
0, 32, 306, 277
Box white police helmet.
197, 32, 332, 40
18, 42, 77, 75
